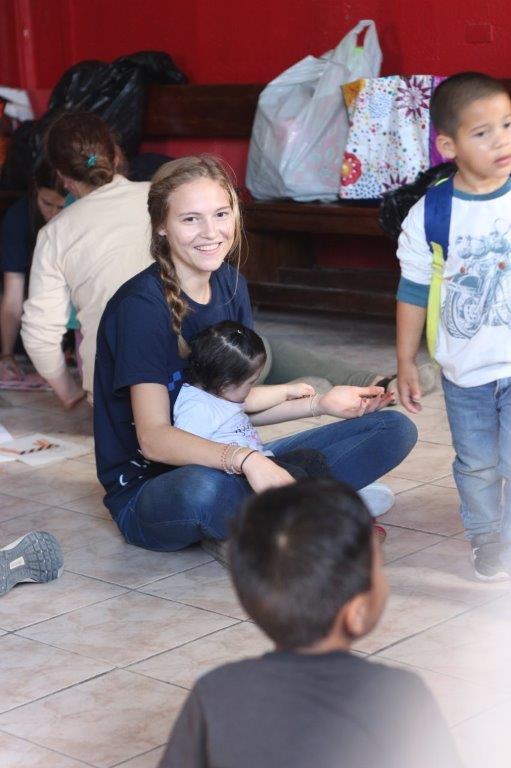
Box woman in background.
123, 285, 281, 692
21, 111, 153, 406
0, 159, 64, 383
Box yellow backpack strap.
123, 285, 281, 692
424, 176, 454, 358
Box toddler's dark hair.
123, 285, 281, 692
230, 478, 373, 649
185, 321, 266, 395
431, 72, 509, 137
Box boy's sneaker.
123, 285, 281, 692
471, 535, 509, 582
0, 531, 64, 595
498, 542, 511, 576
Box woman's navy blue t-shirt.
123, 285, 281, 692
94, 261, 253, 518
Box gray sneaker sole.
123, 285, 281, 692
0, 531, 64, 595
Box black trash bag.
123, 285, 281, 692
111, 51, 188, 86
47, 62, 139, 159
1, 51, 187, 189
47, 52, 187, 158
378, 162, 456, 241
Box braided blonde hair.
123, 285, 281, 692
148, 155, 242, 357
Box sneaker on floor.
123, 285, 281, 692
358, 483, 395, 518
0, 531, 64, 596
499, 542, 511, 576
201, 538, 230, 569
373, 524, 387, 544
471, 537, 509, 582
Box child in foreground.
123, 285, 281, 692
158, 479, 461, 768
396, 72, 511, 581
174, 320, 395, 519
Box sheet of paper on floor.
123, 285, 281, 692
0, 432, 89, 467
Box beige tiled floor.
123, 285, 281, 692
0, 312, 509, 767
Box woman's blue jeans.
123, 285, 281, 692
115, 410, 418, 551
442, 375, 511, 542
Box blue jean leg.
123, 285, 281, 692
116, 411, 417, 552
442, 375, 511, 540
116, 466, 251, 551
498, 378, 511, 541
266, 410, 418, 490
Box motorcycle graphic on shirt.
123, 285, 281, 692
442, 219, 511, 338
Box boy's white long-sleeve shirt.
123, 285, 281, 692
21, 175, 152, 394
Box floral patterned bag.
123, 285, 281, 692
339, 75, 435, 200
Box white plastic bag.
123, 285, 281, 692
246, 20, 382, 202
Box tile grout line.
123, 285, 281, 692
123, 619, 246, 677
0, 727, 98, 766
365, 595, 504, 660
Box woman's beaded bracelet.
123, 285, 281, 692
309, 393, 321, 418
220, 442, 246, 475
229, 446, 246, 475
220, 442, 238, 474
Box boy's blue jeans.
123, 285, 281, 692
115, 411, 417, 552
442, 375, 511, 542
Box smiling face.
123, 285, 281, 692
437, 92, 511, 191
158, 177, 236, 283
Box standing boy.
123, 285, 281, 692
159, 479, 460, 768
397, 72, 511, 581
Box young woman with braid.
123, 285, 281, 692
93, 155, 417, 551
21, 111, 153, 406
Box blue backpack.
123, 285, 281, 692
423, 176, 454, 355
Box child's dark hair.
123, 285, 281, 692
431, 72, 509, 137
185, 321, 266, 395
230, 478, 373, 649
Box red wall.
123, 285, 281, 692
2, 0, 510, 271
2, 0, 511, 89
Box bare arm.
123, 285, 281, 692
245, 382, 314, 413
0, 272, 25, 357
131, 383, 294, 492
396, 300, 427, 413
251, 385, 393, 426
21, 228, 73, 402
0, 273, 26, 380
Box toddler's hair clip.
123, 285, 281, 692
233, 328, 244, 335
86, 154, 97, 168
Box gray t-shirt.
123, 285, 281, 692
158, 650, 461, 768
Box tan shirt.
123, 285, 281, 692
21, 175, 153, 394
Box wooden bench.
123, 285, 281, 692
144, 84, 393, 317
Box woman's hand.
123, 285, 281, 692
46, 369, 87, 409
317, 385, 393, 419
240, 451, 295, 493
285, 381, 316, 400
